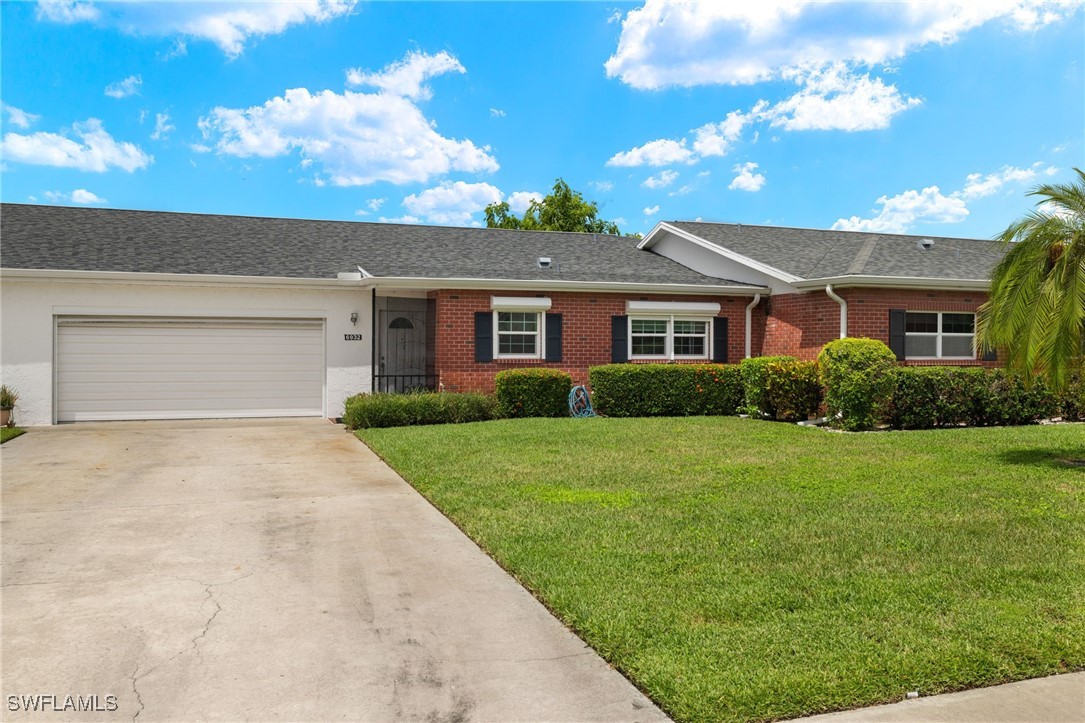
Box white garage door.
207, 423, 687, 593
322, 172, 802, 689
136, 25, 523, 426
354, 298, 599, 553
56, 317, 325, 422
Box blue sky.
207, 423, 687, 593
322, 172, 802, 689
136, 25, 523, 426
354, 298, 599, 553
2, 0, 1082, 238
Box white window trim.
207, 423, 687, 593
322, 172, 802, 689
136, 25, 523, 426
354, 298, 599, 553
491, 296, 552, 312
493, 309, 544, 360
905, 311, 976, 360
629, 315, 713, 361
626, 300, 721, 315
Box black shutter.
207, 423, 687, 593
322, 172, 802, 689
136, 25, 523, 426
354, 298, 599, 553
474, 311, 493, 363
545, 313, 563, 362
712, 317, 729, 363
981, 347, 997, 362
611, 315, 628, 363
888, 309, 906, 361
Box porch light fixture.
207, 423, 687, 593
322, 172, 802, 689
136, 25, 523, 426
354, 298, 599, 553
350, 312, 358, 326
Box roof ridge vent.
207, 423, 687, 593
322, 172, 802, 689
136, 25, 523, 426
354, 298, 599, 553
537, 256, 552, 269
917, 238, 934, 250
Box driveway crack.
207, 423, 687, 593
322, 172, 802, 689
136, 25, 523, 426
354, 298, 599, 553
130, 664, 145, 722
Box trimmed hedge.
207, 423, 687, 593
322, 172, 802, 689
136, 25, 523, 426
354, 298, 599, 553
764, 360, 823, 422
343, 391, 498, 429
494, 368, 571, 418
818, 338, 898, 431
589, 363, 743, 417
739, 356, 797, 418
1060, 364, 1085, 421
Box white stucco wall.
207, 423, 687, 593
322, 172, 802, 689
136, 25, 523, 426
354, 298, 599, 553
650, 233, 797, 295
0, 276, 373, 425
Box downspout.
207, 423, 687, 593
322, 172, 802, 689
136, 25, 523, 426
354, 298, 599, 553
825, 284, 847, 338
370, 287, 377, 392
744, 293, 761, 359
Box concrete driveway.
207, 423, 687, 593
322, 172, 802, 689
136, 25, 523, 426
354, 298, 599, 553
1, 419, 666, 722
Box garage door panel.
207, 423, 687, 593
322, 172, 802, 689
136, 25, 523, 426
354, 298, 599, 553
56, 317, 325, 421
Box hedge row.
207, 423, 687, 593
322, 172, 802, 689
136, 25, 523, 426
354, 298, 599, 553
495, 368, 571, 418
343, 391, 499, 429
588, 364, 744, 417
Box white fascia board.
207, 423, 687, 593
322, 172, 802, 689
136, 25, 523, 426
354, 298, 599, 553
368, 276, 768, 296
626, 300, 721, 315
639, 222, 804, 285
0, 267, 373, 290
793, 275, 990, 291
491, 296, 552, 311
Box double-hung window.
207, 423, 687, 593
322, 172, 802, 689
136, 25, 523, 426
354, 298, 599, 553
905, 311, 975, 360
490, 297, 551, 360
629, 317, 711, 360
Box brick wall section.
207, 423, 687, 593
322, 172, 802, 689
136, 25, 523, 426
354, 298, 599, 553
761, 287, 996, 366
430, 289, 750, 392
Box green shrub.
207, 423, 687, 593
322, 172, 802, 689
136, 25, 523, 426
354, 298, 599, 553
739, 356, 797, 418
589, 364, 743, 417
494, 368, 571, 418
764, 360, 822, 422
887, 367, 988, 429
817, 338, 898, 431
1057, 362, 1085, 421
343, 391, 498, 429
970, 370, 1057, 426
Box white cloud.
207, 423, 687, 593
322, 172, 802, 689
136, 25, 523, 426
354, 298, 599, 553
36, 0, 98, 23
589, 180, 614, 192
669, 184, 694, 197
691, 110, 751, 156
378, 214, 422, 225
643, 169, 678, 189
401, 181, 503, 225
643, 205, 660, 216
607, 138, 693, 167
729, 162, 766, 192
1, 118, 153, 172
490, 107, 506, 118
368, 197, 385, 211
760, 64, 921, 131
104, 75, 142, 99
2, 104, 39, 129
605, 0, 1081, 90
346, 50, 464, 100
43, 188, 108, 205
37, 0, 356, 58
507, 190, 543, 214
151, 112, 175, 140
198, 53, 497, 187
835, 162, 1055, 232
833, 186, 967, 232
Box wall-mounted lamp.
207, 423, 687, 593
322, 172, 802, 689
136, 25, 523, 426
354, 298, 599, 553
350, 312, 359, 326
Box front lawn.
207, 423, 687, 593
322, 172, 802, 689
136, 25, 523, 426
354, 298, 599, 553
359, 418, 1085, 722
1, 427, 25, 444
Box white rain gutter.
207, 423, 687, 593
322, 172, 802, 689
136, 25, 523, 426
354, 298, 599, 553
744, 293, 761, 358
825, 284, 847, 338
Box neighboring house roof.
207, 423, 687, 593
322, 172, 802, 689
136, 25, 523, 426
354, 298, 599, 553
0, 204, 761, 290
659, 221, 1004, 284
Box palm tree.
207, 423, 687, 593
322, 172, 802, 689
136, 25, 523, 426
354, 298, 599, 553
976, 167, 1085, 391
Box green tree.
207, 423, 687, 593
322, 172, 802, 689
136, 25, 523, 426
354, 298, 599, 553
976, 167, 1085, 390
484, 179, 621, 235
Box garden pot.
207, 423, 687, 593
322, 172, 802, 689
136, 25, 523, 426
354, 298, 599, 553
1, 409, 11, 427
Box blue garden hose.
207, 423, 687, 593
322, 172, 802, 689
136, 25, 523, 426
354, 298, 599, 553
568, 385, 597, 418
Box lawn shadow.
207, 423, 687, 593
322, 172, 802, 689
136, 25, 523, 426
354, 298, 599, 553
998, 448, 1085, 470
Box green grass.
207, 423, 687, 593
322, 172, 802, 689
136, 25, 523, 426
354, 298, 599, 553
1, 427, 25, 443
359, 418, 1085, 722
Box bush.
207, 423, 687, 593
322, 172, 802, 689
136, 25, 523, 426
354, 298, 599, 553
971, 370, 1057, 427
1057, 362, 1085, 421
494, 368, 571, 418
589, 364, 743, 417
343, 391, 498, 429
886, 367, 988, 429
817, 338, 898, 431
739, 356, 797, 418
764, 360, 822, 422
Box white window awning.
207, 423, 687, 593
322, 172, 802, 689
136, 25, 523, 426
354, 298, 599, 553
626, 300, 720, 315
491, 296, 552, 311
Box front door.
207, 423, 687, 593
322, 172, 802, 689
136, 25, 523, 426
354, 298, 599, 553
377, 307, 429, 392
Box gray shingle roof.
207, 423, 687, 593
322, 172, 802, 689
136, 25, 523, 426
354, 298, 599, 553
668, 221, 1004, 281
0, 204, 756, 288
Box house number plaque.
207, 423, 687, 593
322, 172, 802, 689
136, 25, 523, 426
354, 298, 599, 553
344, 334, 364, 341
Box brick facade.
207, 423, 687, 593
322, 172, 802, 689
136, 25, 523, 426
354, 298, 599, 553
429, 289, 750, 392
762, 287, 995, 366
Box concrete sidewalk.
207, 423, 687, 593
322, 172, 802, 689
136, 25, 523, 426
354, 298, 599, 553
795, 671, 1085, 722
1, 419, 666, 722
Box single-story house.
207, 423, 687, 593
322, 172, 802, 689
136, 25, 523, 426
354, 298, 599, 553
0, 204, 1001, 426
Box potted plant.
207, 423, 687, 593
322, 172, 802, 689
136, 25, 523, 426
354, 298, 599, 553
1, 385, 18, 427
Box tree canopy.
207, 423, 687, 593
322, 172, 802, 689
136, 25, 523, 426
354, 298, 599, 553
976, 167, 1085, 390
485, 179, 622, 235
